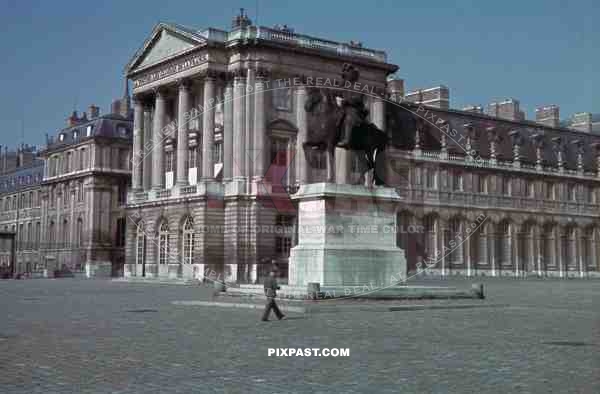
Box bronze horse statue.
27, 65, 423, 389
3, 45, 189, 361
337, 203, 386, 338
302, 82, 389, 186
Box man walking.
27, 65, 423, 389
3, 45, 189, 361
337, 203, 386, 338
262, 268, 285, 321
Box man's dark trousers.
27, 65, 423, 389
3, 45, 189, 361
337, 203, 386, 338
262, 297, 284, 321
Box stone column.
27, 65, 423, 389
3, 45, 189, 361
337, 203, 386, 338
152, 89, 166, 190
202, 75, 216, 179
233, 73, 246, 178
132, 98, 144, 191
245, 68, 255, 179
253, 70, 266, 180
176, 81, 191, 187
556, 227, 563, 278
295, 85, 308, 184
513, 224, 520, 277
287, 139, 295, 187
576, 228, 585, 278
335, 148, 351, 185
142, 103, 153, 191
489, 225, 496, 277
438, 218, 446, 276
465, 224, 472, 277
535, 226, 543, 276
372, 94, 387, 183
223, 81, 234, 180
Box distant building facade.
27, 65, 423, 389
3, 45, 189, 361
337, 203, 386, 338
0, 97, 133, 277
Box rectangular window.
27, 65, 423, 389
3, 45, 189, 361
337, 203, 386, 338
165, 151, 174, 172
115, 218, 126, 247
270, 137, 289, 166
545, 183, 554, 200
272, 87, 292, 111
452, 171, 462, 191
275, 236, 292, 256
118, 183, 127, 205
528, 182, 535, 198
188, 148, 198, 168
568, 184, 576, 202
501, 177, 511, 196
65, 152, 72, 173
212, 142, 223, 164
425, 168, 436, 189
478, 175, 487, 193
119, 149, 129, 170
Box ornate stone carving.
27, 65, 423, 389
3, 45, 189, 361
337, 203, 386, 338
132, 52, 209, 89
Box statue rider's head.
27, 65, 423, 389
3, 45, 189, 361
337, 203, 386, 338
341, 63, 359, 84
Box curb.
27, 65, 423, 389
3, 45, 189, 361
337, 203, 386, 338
171, 300, 507, 314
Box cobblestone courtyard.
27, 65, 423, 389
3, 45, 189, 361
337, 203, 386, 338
0, 278, 598, 393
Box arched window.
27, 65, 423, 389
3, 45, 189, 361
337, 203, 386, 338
35, 222, 40, 248
543, 224, 555, 269
136, 222, 146, 266
76, 218, 83, 247
27, 223, 32, 249
159, 221, 169, 265
183, 217, 194, 264
48, 221, 55, 247
62, 219, 69, 247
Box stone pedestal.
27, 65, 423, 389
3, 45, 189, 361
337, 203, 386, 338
85, 261, 112, 278
288, 183, 406, 287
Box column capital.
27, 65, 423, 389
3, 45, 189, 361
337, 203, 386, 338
233, 68, 247, 80
153, 87, 167, 99
255, 67, 270, 80
177, 78, 192, 91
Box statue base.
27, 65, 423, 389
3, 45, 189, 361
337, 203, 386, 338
288, 183, 406, 287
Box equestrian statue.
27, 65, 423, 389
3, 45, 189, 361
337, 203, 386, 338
302, 63, 389, 186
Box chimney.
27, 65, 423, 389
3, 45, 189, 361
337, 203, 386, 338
571, 112, 592, 133
386, 78, 404, 102
120, 78, 131, 118
487, 99, 524, 121
405, 86, 449, 109
535, 105, 560, 128
67, 111, 79, 127
88, 105, 100, 119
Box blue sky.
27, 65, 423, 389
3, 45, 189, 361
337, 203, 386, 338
0, 0, 597, 148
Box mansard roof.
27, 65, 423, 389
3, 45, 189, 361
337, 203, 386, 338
0, 161, 43, 195
387, 101, 600, 173
43, 114, 132, 153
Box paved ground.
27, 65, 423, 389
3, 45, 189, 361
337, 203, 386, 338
0, 278, 598, 393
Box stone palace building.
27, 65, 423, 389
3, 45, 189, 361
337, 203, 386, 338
0, 97, 133, 277
2, 11, 599, 280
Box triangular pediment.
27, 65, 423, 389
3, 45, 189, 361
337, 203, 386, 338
127, 23, 207, 73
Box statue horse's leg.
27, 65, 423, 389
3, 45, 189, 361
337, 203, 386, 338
326, 145, 335, 183
373, 136, 388, 186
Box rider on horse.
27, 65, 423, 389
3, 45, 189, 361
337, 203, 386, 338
336, 63, 370, 149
